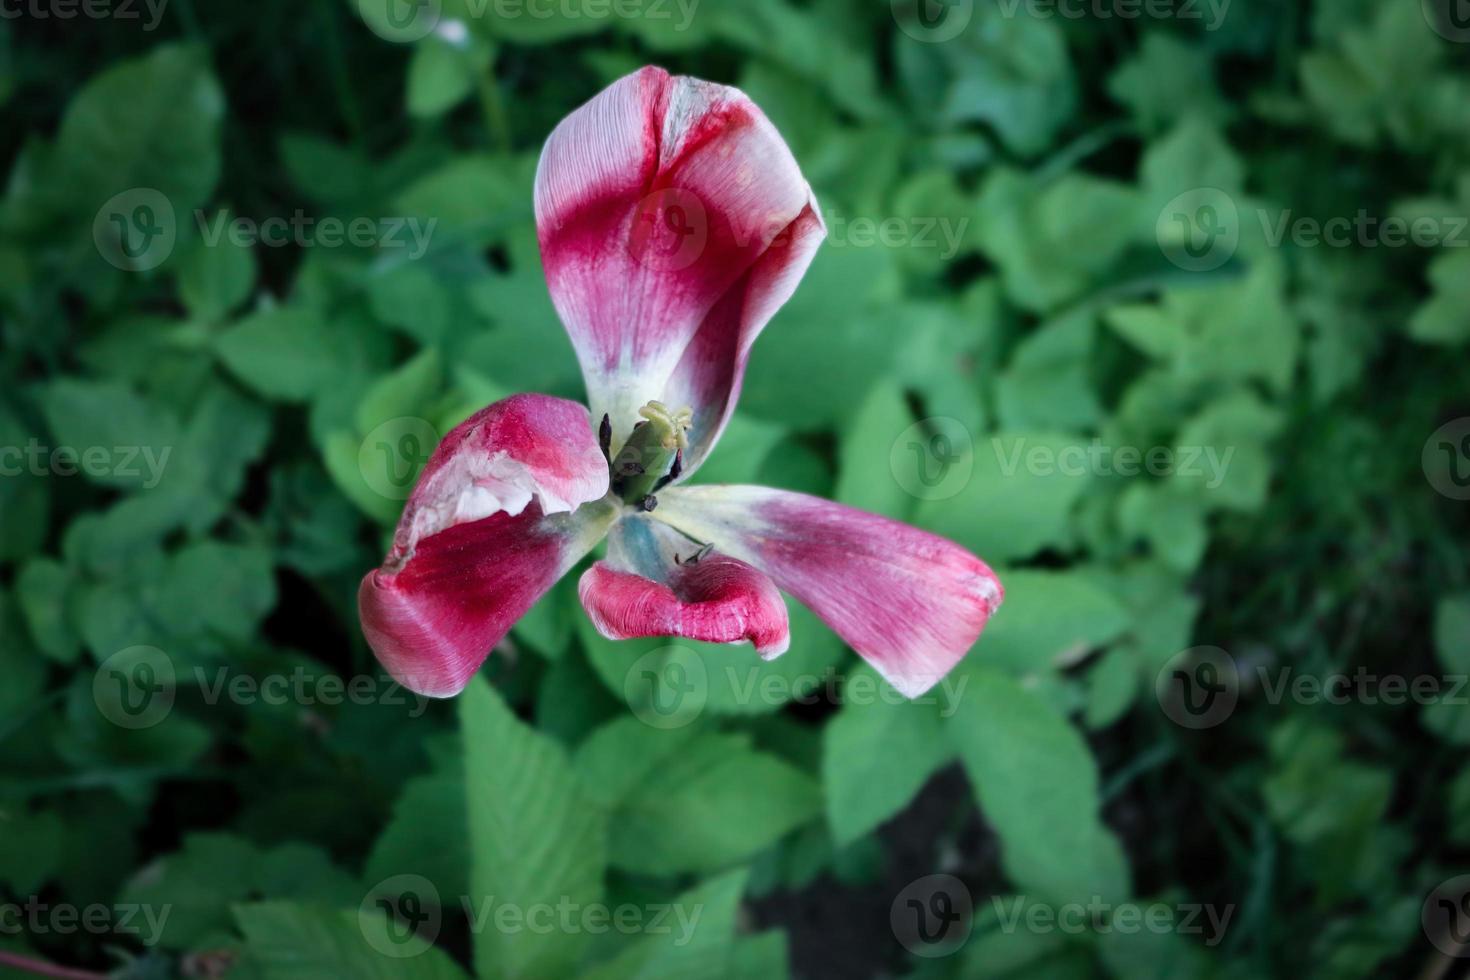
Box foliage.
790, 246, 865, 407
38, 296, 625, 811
0, 1, 1466, 978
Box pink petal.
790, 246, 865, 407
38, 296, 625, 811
387, 393, 610, 563
535, 66, 824, 473
362, 505, 612, 697
360, 393, 615, 697
649, 486, 1004, 697
578, 516, 789, 656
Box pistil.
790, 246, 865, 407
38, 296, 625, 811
610, 401, 692, 505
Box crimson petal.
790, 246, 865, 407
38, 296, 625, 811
578, 515, 789, 656
649, 486, 1003, 697
359, 394, 615, 697
535, 66, 824, 474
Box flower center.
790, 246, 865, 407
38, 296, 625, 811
604, 400, 692, 508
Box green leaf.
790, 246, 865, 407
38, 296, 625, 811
1435, 594, 1470, 673
580, 869, 753, 980
972, 569, 1132, 674
0, 808, 65, 895
56, 44, 224, 215
235, 902, 470, 980
1410, 252, 1470, 345
407, 36, 482, 119
15, 558, 82, 663
946, 667, 1126, 903
0, 591, 46, 727
1108, 34, 1228, 135
178, 227, 255, 322
460, 676, 605, 980
215, 308, 349, 402
834, 379, 915, 520
124, 835, 359, 950
913, 433, 1094, 563
576, 718, 821, 875
0, 405, 49, 561
364, 772, 469, 904
355, 347, 444, 436
821, 665, 952, 845
38, 378, 181, 491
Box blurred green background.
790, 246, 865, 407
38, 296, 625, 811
2, 0, 1469, 977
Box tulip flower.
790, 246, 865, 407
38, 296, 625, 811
359, 67, 1003, 699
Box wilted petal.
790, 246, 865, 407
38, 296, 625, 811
649, 486, 1003, 697
579, 515, 789, 656
362, 505, 613, 697
388, 393, 609, 561
535, 66, 824, 472
360, 393, 615, 697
